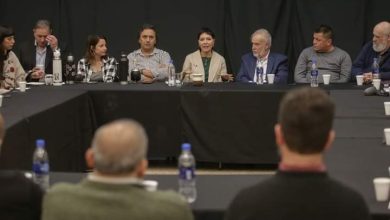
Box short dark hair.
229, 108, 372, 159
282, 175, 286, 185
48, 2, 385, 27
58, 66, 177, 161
197, 27, 215, 40
84, 35, 108, 63
278, 87, 335, 154
314, 24, 333, 40
137, 23, 157, 41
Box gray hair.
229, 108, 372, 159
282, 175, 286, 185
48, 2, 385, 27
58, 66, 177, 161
34, 19, 52, 30
92, 119, 148, 174
251, 29, 272, 47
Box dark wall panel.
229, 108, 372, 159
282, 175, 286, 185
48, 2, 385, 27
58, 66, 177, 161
0, 0, 389, 83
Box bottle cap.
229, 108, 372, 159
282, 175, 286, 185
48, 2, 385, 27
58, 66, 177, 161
181, 143, 191, 151
67, 54, 74, 62
53, 49, 61, 58
36, 139, 45, 148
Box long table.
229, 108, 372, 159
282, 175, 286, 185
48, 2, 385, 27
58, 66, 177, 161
1, 82, 390, 218
0, 83, 290, 171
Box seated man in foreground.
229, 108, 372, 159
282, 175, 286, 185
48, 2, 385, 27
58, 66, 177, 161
42, 119, 193, 220
225, 87, 370, 220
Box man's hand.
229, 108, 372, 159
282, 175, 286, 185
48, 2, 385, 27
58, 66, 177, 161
142, 77, 154, 84
141, 69, 154, 79
221, 74, 234, 82
363, 72, 373, 84
30, 67, 45, 79
46, 35, 58, 51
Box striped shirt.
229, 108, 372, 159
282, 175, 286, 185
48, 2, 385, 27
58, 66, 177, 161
127, 48, 171, 81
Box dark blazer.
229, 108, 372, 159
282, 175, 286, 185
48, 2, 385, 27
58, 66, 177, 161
17, 41, 67, 81
0, 171, 43, 220
351, 41, 390, 80
237, 52, 288, 84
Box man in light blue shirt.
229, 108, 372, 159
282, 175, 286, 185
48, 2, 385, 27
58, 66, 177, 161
128, 24, 171, 83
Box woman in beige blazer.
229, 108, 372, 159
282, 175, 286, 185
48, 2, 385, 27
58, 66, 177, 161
182, 27, 233, 82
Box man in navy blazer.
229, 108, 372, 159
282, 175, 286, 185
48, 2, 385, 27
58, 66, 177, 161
351, 21, 390, 83
237, 29, 288, 84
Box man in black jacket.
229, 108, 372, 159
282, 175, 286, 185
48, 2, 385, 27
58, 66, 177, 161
17, 19, 66, 82
225, 87, 370, 220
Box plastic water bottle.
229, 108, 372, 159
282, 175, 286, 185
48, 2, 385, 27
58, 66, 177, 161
372, 57, 380, 79
168, 60, 176, 86
310, 58, 319, 87
32, 139, 49, 190
178, 143, 196, 203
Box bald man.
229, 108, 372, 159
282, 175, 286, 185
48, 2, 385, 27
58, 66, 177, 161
42, 119, 193, 220
352, 21, 390, 82
0, 114, 43, 220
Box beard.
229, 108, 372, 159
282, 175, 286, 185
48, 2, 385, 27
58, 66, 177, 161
253, 48, 268, 59
373, 42, 388, 52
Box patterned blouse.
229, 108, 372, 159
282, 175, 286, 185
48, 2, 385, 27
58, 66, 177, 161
2, 51, 26, 89
77, 57, 117, 82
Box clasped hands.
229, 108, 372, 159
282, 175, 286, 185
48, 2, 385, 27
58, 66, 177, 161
30, 67, 45, 79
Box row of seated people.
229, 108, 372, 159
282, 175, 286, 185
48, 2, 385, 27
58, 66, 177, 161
0, 87, 371, 220
0, 20, 389, 88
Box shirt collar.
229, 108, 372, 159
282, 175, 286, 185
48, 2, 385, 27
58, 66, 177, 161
87, 173, 143, 185
135, 48, 158, 56
278, 162, 326, 173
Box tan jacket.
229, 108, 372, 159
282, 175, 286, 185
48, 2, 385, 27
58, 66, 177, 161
2, 51, 25, 89
181, 50, 227, 82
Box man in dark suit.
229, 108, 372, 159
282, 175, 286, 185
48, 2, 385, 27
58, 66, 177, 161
236, 29, 288, 84
17, 19, 65, 82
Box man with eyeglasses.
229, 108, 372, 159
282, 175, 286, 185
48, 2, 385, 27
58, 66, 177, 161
352, 21, 390, 83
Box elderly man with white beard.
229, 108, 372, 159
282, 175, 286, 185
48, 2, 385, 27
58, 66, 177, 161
352, 21, 390, 83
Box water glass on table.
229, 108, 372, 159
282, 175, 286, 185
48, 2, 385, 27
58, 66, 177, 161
44, 75, 53, 86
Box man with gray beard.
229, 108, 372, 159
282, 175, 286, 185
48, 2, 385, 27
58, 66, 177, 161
352, 21, 390, 83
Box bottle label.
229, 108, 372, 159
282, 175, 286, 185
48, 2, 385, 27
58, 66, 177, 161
33, 162, 49, 174
179, 166, 195, 180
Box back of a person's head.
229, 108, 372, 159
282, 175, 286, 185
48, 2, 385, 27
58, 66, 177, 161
278, 87, 334, 154
92, 119, 148, 175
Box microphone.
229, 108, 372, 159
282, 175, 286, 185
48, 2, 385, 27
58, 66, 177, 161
74, 74, 85, 82
363, 86, 389, 96
364, 86, 377, 96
